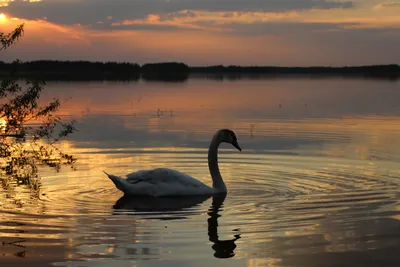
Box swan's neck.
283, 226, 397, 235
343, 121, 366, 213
208, 135, 226, 192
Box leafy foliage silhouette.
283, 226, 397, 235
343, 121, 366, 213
0, 60, 141, 81
1, 25, 77, 189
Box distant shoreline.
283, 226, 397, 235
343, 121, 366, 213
0, 61, 399, 81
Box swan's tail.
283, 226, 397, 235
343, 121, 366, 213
104, 171, 130, 193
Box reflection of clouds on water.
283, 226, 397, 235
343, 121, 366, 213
264, 216, 400, 267
43, 79, 400, 162
44, 79, 400, 120
2, 79, 400, 267
238, 184, 400, 266
71, 115, 183, 148
69, 114, 328, 151
68, 111, 400, 165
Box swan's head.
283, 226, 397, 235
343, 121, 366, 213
219, 129, 241, 151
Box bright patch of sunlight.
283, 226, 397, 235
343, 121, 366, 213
0, 13, 6, 22
0, 119, 6, 133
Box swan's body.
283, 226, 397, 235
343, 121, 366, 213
104, 129, 242, 197
106, 168, 216, 196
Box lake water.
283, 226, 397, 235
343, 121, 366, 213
1, 77, 400, 267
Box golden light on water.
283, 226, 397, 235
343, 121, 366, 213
1, 80, 400, 265
0, 118, 6, 133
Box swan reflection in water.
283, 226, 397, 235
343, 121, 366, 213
207, 194, 241, 258
113, 193, 241, 258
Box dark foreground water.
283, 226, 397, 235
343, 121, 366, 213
1, 78, 400, 267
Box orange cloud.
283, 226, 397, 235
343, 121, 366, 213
374, 2, 400, 9
2, 16, 291, 65
0, 0, 9, 8
1, 5, 399, 66
2, 18, 91, 48
111, 10, 303, 32
105, 7, 400, 35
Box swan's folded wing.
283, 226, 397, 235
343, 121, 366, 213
126, 168, 208, 187
126, 170, 155, 184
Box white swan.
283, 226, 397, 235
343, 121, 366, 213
104, 129, 242, 197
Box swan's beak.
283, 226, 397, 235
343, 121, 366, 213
232, 140, 242, 151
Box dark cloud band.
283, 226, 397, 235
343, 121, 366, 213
1, 0, 354, 26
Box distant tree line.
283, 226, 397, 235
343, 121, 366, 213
141, 62, 189, 82
191, 64, 400, 81
0, 60, 141, 81
0, 60, 399, 81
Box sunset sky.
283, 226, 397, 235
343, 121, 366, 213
0, 0, 399, 66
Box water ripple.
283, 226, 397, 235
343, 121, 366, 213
2, 80, 400, 266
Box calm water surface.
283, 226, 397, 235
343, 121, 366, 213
1, 78, 400, 267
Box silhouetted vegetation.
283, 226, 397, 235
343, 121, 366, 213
190, 65, 400, 81
0, 60, 399, 81
0, 60, 141, 81
1, 25, 76, 188
142, 62, 189, 82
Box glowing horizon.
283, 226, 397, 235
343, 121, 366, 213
0, 0, 399, 66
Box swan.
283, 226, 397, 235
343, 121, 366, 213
104, 129, 242, 197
